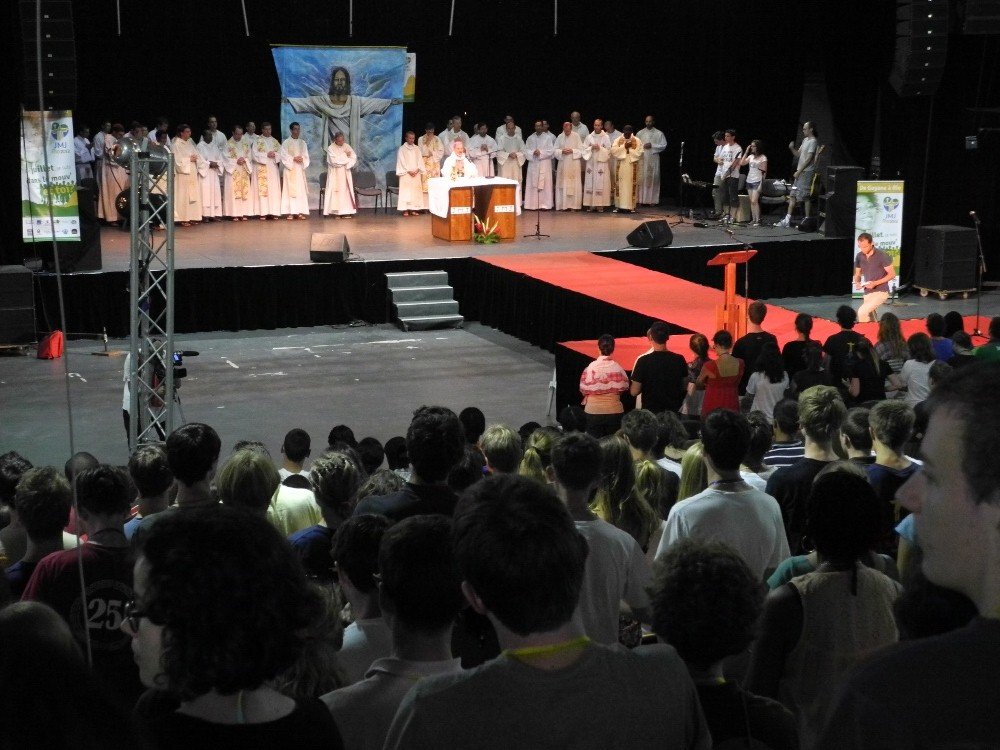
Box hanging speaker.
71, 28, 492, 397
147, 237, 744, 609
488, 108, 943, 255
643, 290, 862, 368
19, 1, 77, 110
889, 0, 949, 97
626, 220, 673, 249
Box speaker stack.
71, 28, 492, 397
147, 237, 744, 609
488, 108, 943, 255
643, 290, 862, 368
821, 166, 866, 238
626, 220, 673, 249
913, 225, 979, 298
19, 1, 77, 111
889, 0, 949, 97
0, 266, 37, 345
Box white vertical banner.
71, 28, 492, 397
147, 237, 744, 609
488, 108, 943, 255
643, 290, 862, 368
853, 180, 904, 297
20, 109, 81, 242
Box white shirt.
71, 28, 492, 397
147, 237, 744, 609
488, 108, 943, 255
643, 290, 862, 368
322, 656, 464, 750
720, 142, 742, 179
796, 136, 818, 172
746, 154, 768, 183
339, 617, 393, 685
657, 456, 682, 479
574, 518, 652, 645
656, 483, 790, 581
278, 467, 309, 481
746, 371, 790, 423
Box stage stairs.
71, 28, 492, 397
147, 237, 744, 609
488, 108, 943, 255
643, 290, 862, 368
386, 271, 464, 331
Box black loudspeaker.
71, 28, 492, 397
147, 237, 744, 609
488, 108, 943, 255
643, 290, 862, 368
0, 265, 36, 345
798, 217, 820, 233
310, 233, 351, 263
889, 0, 948, 97
33, 183, 102, 272
914, 225, 978, 291
626, 220, 673, 249
20, 1, 77, 110
821, 166, 866, 238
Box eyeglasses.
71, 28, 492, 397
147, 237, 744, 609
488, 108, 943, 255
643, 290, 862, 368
123, 600, 148, 634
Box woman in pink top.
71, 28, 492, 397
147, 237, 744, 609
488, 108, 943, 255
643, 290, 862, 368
579, 334, 630, 438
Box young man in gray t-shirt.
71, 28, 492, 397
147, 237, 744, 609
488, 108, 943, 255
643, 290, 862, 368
777, 121, 819, 227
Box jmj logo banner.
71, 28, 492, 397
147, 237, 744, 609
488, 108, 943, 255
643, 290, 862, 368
853, 180, 904, 296
20, 110, 81, 242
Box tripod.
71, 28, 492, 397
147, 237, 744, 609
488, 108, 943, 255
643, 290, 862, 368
971, 211, 988, 339
524, 205, 549, 239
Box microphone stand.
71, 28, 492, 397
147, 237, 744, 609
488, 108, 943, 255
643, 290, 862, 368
671, 140, 688, 227
971, 211, 987, 339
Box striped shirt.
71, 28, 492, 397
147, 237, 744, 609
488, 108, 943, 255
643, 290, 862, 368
763, 439, 805, 467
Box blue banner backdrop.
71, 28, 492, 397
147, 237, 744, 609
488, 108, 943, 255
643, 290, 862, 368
272, 45, 406, 208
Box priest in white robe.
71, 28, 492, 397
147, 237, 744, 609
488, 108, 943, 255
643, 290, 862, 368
418, 124, 444, 197
323, 132, 358, 218
496, 122, 526, 186
223, 127, 254, 220
197, 130, 225, 220
395, 131, 426, 215
252, 122, 283, 219
280, 123, 311, 219
553, 123, 584, 210
438, 117, 470, 164
97, 125, 129, 223
171, 125, 203, 225
582, 119, 612, 211
611, 126, 644, 212
570, 111, 590, 140
74, 127, 94, 183
244, 121, 260, 148
92, 120, 110, 189
441, 140, 479, 180
523, 121, 556, 210
495, 115, 523, 142
468, 123, 499, 178
637, 115, 667, 205
604, 119, 622, 188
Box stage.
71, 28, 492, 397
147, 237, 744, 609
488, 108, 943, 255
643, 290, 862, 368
32, 205, 851, 338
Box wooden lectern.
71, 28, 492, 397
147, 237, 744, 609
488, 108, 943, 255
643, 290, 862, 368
430, 182, 518, 241
707, 249, 757, 339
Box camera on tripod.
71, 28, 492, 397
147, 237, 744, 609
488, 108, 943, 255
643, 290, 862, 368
172, 351, 188, 379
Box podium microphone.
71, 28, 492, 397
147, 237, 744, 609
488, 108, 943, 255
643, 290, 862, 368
970, 210, 980, 224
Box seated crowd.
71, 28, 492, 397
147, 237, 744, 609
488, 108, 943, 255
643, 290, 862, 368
1, 316, 1000, 749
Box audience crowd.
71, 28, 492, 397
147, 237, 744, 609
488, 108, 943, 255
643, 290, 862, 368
2, 311, 1000, 749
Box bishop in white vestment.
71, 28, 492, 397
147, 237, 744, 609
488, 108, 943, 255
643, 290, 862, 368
280, 124, 311, 218
523, 122, 556, 210
323, 132, 357, 217
223, 128, 254, 219
553, 123, 584, 210
252, 123, 283, 218
637, 116, 667, 205
582, 121, 612, 210
395, 131, 426, 214
441, 140, 479, 180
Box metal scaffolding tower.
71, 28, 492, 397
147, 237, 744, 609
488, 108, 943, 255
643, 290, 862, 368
127, 150, 175, 447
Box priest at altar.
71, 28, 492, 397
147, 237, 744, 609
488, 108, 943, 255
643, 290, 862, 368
441, 140, 479, 180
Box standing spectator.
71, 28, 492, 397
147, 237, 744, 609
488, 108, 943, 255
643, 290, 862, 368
321, 516, 464, 750
763, 399, 805, 468
745, 342, 790, 422
458, 407, 486, 444
696, 330, 744, 419
353, 406, 464, 520
550, 433, 653, 643
926, 313, 955, 361
592, 436, 663, 556
216, 448, 280, 518
652, 541, 799, 750
655, 411, 690, 478
865, 400, 919, 534
4, 467, 71, 598
732, 301, 778, 395
844, 338, 891, 405
818, 364, 1000, 747
630, 321, 688, 414
874, 312, 910, 376
890, 332, 935, 406
356, 437, 385, 476
0, 451, 35, 567
823, 305, 868, 383
124, 444, 173, 540
383, 436, 409, 481
840, 407, 875, 465
681, 333, 711, 418
656, 409, 789, 581
518, 426, 560, 484
765, 386, 846, 553
23, 465, 142, 706
678, 443, 710, 501
384, 474, 711, 749
331, 514, 394, 685
782, 313, 815, 379
579, 334, 630, 438
741, 411, 776, 490
748, 473, 901, 746
128, 506, 342, 747
972, 316, 1000, 361
788, 342, 834, 398
620, 409, 679, 509
479, 424, 523, 475
279, 428, 312, 481
904, 360, 952, 462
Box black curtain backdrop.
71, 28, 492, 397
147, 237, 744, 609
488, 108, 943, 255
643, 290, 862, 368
2, 1, 996, 275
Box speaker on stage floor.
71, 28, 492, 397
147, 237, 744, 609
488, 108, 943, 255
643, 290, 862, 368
0, 265, 36, 345
310, 233, 351, 263
626, 220, 673, 249
914, 225, 978, 291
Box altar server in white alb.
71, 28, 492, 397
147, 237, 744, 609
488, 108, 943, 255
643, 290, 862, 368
171, 124, 204, 226
280, 122, 311, 219
524, 120, 556, 210
582, 119, 612, 211
468, 123, 499, 178
323, 131, 358, 218
197, 130, 224, 220
553, 122, 585, 211
223, 127, 255, 220
441, 139, 478, 180
395, 130, 426, 215
637, 115, 667, 205
252, 122, 283, 220
496, 121, 526, 186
